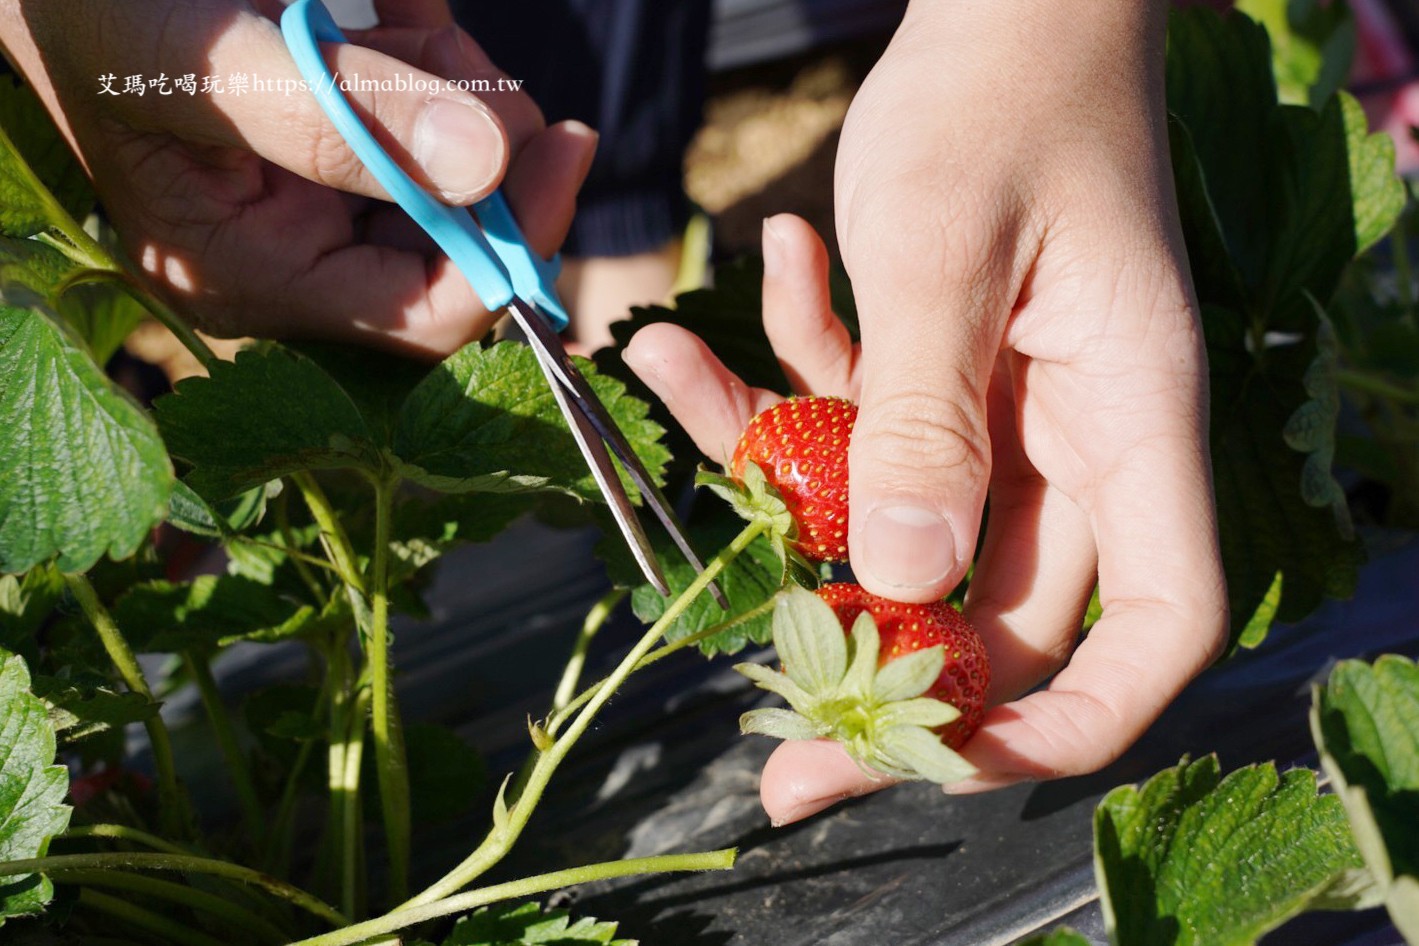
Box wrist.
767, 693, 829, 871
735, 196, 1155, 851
898, 0, 1167, 92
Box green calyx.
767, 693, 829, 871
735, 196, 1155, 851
696, 462, 817, 587
735, 587, 977, 785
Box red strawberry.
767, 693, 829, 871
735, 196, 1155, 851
730, 396, 856, 563
816, 582, 989, 747
69, 766, 154, 809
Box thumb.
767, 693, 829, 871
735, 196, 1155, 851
116, 10, 514, 205
845, 237, 1013, 604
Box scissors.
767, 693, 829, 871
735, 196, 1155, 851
281, 0, 724, 606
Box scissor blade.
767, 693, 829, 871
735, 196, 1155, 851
509, 299, 728, 609
516, 310, 671, 596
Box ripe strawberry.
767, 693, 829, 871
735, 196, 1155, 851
69, 766, 154, 809
816, 582, 989, 747
730, 396, 856, 564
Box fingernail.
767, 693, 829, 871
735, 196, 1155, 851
762, 216, 786, 278
414, 95, 504, 203
770, 796, 842, 828
560, 119, 601, 170
620, 342, 667, 392
860, 505, 959, 591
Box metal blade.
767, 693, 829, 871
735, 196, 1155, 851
509, 299, 728, 609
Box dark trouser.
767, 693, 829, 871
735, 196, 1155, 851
451, 0, 714, 257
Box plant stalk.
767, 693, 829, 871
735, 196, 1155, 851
287, 849, 737, 946
292, 472, 367, 597
333, 681, 370, 920
275, 488, 328, 600
57, 869, 288, 945
546, 594, 777, 739
0, 853, 348, 928
64, 824, 196, 856
78, 889, 227, 946
47, 217, 218, 372
552, 588, 627, 712
367, 475, 411, 905
262, 663, 333, 876
64, 573, 188, 836
183, 651, 265, 846
1338, 368, 1419, 405
401, 520, 765, 910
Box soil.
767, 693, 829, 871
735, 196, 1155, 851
686, 41, 887, 264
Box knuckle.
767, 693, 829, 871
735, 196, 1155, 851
305, 111, 375, 193
858, 384, 990, 487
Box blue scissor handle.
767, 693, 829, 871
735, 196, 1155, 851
280, 0, 568, 329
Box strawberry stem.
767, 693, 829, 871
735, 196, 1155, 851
64, 573, 191, 839
394, 519, 767, 912
552, 587, 627, 714
285, 850, 737, 946
0, 852, 348, 927
543, 592, 778, 740
367, 474, 412, 905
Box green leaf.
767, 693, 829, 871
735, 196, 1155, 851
626, 519, 781, 657
1018, 929, 1094, 946
1164, 8, 1405, 645
443, 901, 634, 946
0, 84, 83, 241
1167, 9, 1279, 299
772, 587, 847, 696
1341, 93, 1407, 257
1236, 0, 1354, 108
394, 341, 669, 501
0, 78, 93, 226
739, 706, 819, 741
0, 307, 172, 574
840, 612, 880, 699
56, 281, 147, 366
111, 576, 320, 653
0, 649, 71, 924
1311, 656, 1419, 943
389, 492, 532, 584
30, 675, 157, 749
1094, 755, 1371, 946
1167, 12, 1403, 316
244, 684, 321, 772
166, 480, 273, 539
734, 662, 816, 716
263, 710, 322, 742
1235, 571, 1283, 650
1282, 309, 1351, 535
154, 346, 381, 500
873, 644, 945, 703
736, 591, 975, 784
1205, 305, 1363, 649
876, 696, 960, 731
288, 341, 429, 444
874, 724, 976, 784
0, 567, 63, 662
696, 463, 797, 554
0, 238, 80, 303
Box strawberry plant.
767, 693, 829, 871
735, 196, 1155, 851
0, 4, 1414, 946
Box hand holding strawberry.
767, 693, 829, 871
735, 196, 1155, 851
623, 209, 1226, 825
